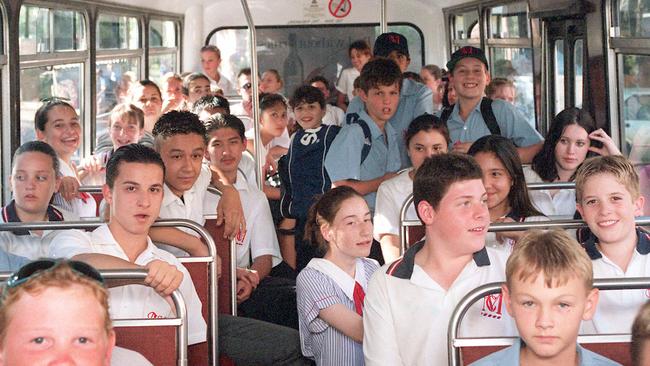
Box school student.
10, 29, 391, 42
468, 135, 547, 251
346, 32, 434, 167
200, 45, 235, 95
182, 72, 212, 107
149, 110, 245, 256
34, 99, 97, 218
470, 230, 620, 366
0, 141, 76, 259
161, 72, 185, 113
442, 46, 543, 163
363, 153, 514, 366
420, 64, 443, 110
324, 57, 402, 212
0, 260, 153, 365
575, 155, 647, 334
336, 39, 372, 110
80, 103, 145, 185
373, 113, 449, 262
192, 94, 230, 121
527, 107, 620, 218
297, 186, 379, 365
278, 85, 340, 271
309, 76, 345, 126
49, 144, 208, 346
259, 69, 284, 95
231, 68, 254, 119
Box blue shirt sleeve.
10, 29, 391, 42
325, 124, 364, 182
346, 96, 364, 115
414, 84, 434, 116
0, 249, 29, 272
492, 99, 543, 147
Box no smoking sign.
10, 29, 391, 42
328, 0, 351, 18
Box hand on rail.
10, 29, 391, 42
216, 185, 247, 239
236, 278, 253, 304
236, 267, 260, 288
144, 259, 184, 296
494, 217, 525, 245
588, 129, 622, 156
59, 176, 82, 202
452, 141, 473, 154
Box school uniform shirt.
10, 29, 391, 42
322, 104, 345, 127
48, 224, 207, 345
583, 228, 650, 334
469, 339, 621, 366
245, 127, 291, 150
207, 74, 235, 96
443, 98, 543, 148
54, 158, 97, 218
347, 78, 434, 168
373, 168, 417, 241
111, 347, 153, 366
363, 242, 516, 366
0, 248, 29, 271
238, 151, 257, 186
485, 212, 549, 253
324, 109, 402, 212
297, 257, 379, 366
94, 131, 155, 155
336, 67, 359, 102
0, 200, 77, 259
523, 166, 577, 219
202, 171, 282, 269
158, 164, 212, 257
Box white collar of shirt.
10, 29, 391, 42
162, 181, 197, 208
306, 258, 368, 301
233, 171, 250, 192
91, 224, 161, 264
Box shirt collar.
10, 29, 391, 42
162, 182, 197, 208
355, 109, 396, 140
2, 200, 65, 236
450, 97, 484, 121
386, 240, 491, 279
583, 227, 650, 259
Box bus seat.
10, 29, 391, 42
406, 225, 425, 247
204, 218, 234, 315
181, 260, 212, 366
114, 324, 178, 366
91, 192, 103, 216
460, 345, 507, 365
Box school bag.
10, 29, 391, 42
345, 112, 372, 164
440, 97, 502, 136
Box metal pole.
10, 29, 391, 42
240, 0, 264, 190
380, 0, 388, 34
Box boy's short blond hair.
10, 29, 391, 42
0, 263, 111, 346
110, 103, 145, 130
575, 155, 640, 202
506, 230, 593, 291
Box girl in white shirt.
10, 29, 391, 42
336, 40, 371, 111
469, 135, 547, 251
528, 108, 620, 218
373, 114, 449, 262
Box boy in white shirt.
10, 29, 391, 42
363, 153, 514, 366
575, 155, 648, 334
49, 144, 207, 345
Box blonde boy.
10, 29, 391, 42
471, 230, 619, 366
575, 155, 647, 334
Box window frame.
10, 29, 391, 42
147, 17, 180, 86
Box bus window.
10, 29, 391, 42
208, 23, 424, 98
490, 47, 535, 127
53, 10, 86, 52
452, 10, 480, 42
97, 14, 139, 50
554, 39, 565, 116
19, 64, 83, 145
574, 39, 583, 109
19, 6, 50, 53
621, 54, 650, 167
618, 0, 650, 38
148, 19, 179, 87
489, 3, 529, 39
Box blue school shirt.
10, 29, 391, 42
0, 249, 29, 272
347, 78, 433, 168
443, 98, 543, 147
324, 109, 401, 211
469, 339, 621, 366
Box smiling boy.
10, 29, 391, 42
575, 155, 648, 334
471, 230, 619, 366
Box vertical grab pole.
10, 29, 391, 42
380, 0, 388, 34
240, 0, 264, 190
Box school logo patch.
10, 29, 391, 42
235, 229, 246, 246
480, 293, 503, 319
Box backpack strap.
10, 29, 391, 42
480, 98, 501, 136
346, 113, 372, 164
440, 105, 454, 124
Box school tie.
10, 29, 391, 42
353, 281, 365, 315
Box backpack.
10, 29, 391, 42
346, 112, 372, 164
440, 97, 501, 136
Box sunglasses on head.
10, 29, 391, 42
5, 259, 104, 290
40, 96, 72, 104
241, 82, 252, 90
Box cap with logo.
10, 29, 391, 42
374, 32, 409, 58
446, 46, 489, 72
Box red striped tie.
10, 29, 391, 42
353, 281, 365, 315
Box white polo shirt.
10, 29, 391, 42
373, 169, 417, 241
583, 229, 650, 334
322, 104, 345, 127
203, 171, 282, 269
0, 201, 77, 259
523, 167, 576, 219
363, 242, 516, 366
48, 224, 207, 345
158, 164, 212, 256
55, 157, 97, 218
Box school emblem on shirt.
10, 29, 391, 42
480, 293, 503, 319
300, 131, 320, 146
235, 229, 246, 246
147, 311, 164, 319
